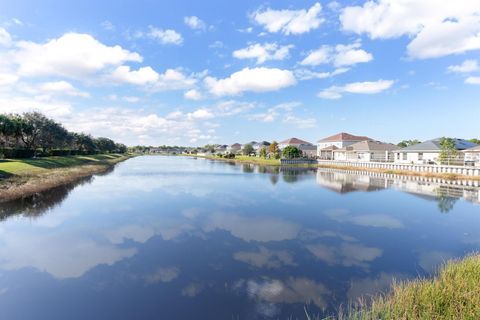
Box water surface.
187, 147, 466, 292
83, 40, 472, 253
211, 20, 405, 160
1, 156, 479, 319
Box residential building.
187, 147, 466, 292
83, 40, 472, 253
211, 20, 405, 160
332, 140, 397, 162
279, 137, 316, 158
463, 145, 480, 166
227, 143, 242, 154
317, 132, 371, 159
394, 138, 476, 165
299, 144, 317, 158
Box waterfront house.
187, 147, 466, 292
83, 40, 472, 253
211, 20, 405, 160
214, 145, 228, 154
317, 132, 371, 159
463, 145, 480, 166
332, 140, 397, 162
227, 143, 242, 154
279, 137, 316, 158
393, 138, 476, 165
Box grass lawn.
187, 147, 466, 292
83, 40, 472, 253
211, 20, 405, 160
233, 155, 280, 165
343, 253, 480, 320
0, 154, 126, 176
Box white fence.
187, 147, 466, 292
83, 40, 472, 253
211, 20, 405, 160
317, 160, 480, 177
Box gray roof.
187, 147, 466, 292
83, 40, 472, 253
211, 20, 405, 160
463, 145, 480, 152
395, 138, 477, 153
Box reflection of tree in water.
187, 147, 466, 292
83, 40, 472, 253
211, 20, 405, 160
281, 168, 316, 184
242, 164, 254, 173
435, 187, 460, 213
0, 166, 114, 221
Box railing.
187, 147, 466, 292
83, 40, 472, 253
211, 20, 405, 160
281, 158, 317, 165
317, 160, 480, 177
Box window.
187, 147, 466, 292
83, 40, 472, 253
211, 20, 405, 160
403, 153, 407, 160
418, 153, 423, 161
397, 153, 400, 160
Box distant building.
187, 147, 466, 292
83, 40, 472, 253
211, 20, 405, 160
463, 145, 480, 166
394, 138, 476, 164
332, 140, 397, 162
317, 132, 371, 159
227, 143, 242, 154
279, 137, 316, 158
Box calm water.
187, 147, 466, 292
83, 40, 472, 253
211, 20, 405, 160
1, 156, 480, 319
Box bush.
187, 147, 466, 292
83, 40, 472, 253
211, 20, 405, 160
224, 153, 236, 159
0, 148, 35, 159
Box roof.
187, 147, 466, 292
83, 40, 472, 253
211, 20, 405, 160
299, 144, 317, 151
229, 143, 242, 148
463, 145, 480, 152
395, 138, 477, 152
279, 137, 312, 145
318, 132, 371, 143
335, 140, 397, 152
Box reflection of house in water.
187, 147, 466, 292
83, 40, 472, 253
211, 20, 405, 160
315, 168, 480, 207
315, 171, 388, 193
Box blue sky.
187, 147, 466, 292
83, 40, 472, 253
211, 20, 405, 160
0, 0, 479, 146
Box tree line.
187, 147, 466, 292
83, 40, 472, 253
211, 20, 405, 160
0, 112, 127, 158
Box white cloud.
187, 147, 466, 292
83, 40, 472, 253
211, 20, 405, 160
252, 2, 324, 35
0, 28, 12, 47
101, 20, 115, 31
318, 79, 394, 99
301, 41, 373, 67
110, 65, 159, 85
282, 115, 316, 129
150, 69, 197, 91
294, 68, 349, 80
184, 16, 206, 31
39, 81, 90, 97
14, 33, 142, 78
465, 76, 480, 85
184, 89, 203, 100
248, 101, 300, 123
148, 27, 183, 45
0, 72, 18, 86
447, 60, 479, 73
204, 67, 296, 96
122, 96, 140, 103
233, 42, 294, 64
340, 0, 480, 59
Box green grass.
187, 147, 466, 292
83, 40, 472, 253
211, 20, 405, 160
341, 253, 480, 320
0, 154, 126, 176
233, 155, 281, 165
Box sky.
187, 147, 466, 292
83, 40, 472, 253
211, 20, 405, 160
0, 0, 479, 146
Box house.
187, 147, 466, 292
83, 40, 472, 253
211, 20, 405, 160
463, 145, 480, 166
279, 137, 313, 149
214, 145, 228, 154
227, 143, 242, 154
317, 132, 371, 159
394, 138, 476, 165
253, 141, 271, 151
299, 144, 318, 158
332, 140, 397, 162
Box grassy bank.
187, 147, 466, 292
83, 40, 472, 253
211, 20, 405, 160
0, 154, 133, 202
190, 154, 282, 166
335, 253, 480, 320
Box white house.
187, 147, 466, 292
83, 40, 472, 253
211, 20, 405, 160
394, 138, 477, 165
279, 137, 316, 158
463, 145, 480, 166
332, 140, 397, 162
317, 132, 371, 159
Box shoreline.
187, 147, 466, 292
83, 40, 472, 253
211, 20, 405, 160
189, 155, 480, 181
0, 154, 134, 202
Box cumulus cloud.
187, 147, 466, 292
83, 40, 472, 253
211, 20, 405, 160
0, 28, 12, 47
447, 60, 479, 73
233, 42, 294, 64
147, 27, 183, 45
294, 68, 349, 80
465, 76, 480, 85
110, 65, 159, 85
13, 33, 142, 78
252, 2, 324, 35
39, 81, 90, 97
340, 0, 480, 59
184, 89, 203, 100
282, 114, 316, 129
184, 16, 206, 31
204, 67, 296, 96
301, 41, 373, 67
318, 79, 394, 99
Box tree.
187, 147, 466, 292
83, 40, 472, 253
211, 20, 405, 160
259, 147, 267, 158
268, 141, 280, 159
0, 114, 21, 148
94, 137, 116, 153
115, 143, 128, 153
439, 137, 458, 165
469, 138, 480, 145
243, 143, 254, 156
17, 112, 46, 152
397, 139, 421, 148
38, 118, 69, 152
282, 145, 302, 159
72, 133, 96, 153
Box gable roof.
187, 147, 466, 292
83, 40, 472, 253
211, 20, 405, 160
335, 140, 397, 152
229, 143, 242, 148
395, 138, 477, 152
279, 137, 312, 145
318, 132, 371, 143
463, 145, 480, 152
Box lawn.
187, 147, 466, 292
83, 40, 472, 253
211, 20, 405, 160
0, 154, 126, 176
